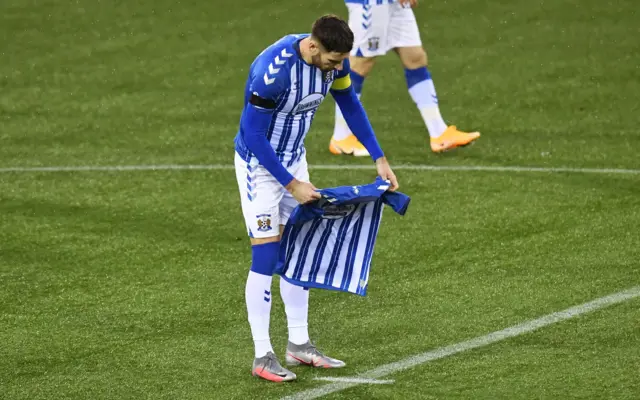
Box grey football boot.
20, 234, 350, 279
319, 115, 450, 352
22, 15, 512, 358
252, 352, 297, 382
285, 341, 346, 368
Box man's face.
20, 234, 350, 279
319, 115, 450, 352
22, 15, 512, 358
310, 40, 350, 72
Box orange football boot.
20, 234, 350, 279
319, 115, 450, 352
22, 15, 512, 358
430, 126, 480, 153
329, 134, 370, 157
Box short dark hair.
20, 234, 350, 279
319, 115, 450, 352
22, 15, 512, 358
311, 14, 354, 53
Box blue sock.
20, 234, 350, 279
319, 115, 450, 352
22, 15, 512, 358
350, 70, 365, 96
404, 66, 430, 90
250, 242, 280, 275
404, 66, 447, 138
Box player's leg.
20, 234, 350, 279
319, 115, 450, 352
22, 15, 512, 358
235, 154, 296, 382
390, 3, 480, 152
332, 56, 375, 150
396, 45, 447, 139
330, 3, 389, 157
277, 157, 346, 368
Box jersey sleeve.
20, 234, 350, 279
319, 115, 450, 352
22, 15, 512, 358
331, 58, 352, 92
240, 50, 295, 187
248, 55, 290, 108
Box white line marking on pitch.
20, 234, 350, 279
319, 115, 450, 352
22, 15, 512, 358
281, 286, 640, 400
313, 377, 394, 385
1, 164, 640, 174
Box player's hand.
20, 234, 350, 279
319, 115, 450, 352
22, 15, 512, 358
399, 0, 418, 8
375, 157, 399, 191
285, 179, 322, 204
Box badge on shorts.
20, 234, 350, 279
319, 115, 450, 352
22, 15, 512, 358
368, 37, 380, 51
256, 214, 273, 232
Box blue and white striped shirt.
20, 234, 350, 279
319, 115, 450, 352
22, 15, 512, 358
275, 178, 410, 296
235, 34, 349, 168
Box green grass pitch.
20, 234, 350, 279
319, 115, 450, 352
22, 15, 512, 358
1, 0, 639, 399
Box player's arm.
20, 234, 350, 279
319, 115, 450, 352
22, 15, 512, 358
329, 59, 384, 162
240, 66, 295, 188
240, 64, 320, 202
242, 105, 319, 202
330, 60, 399, 191
241, 97, 294, 187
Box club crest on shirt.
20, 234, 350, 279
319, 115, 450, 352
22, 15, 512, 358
323, 70, 335, 83
256, 214, 273, 232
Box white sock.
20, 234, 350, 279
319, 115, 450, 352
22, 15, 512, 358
408, 79, 448, 138
245, 271, 274, 358
280, 277, 310, 345
332, 94, 362, 141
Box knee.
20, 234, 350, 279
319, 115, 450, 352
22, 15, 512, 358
401, 47, 428, 69
349, 56, 376, 77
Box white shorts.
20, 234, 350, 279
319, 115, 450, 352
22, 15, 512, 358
347, 2, 422, 57
235, 153, 310, 238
